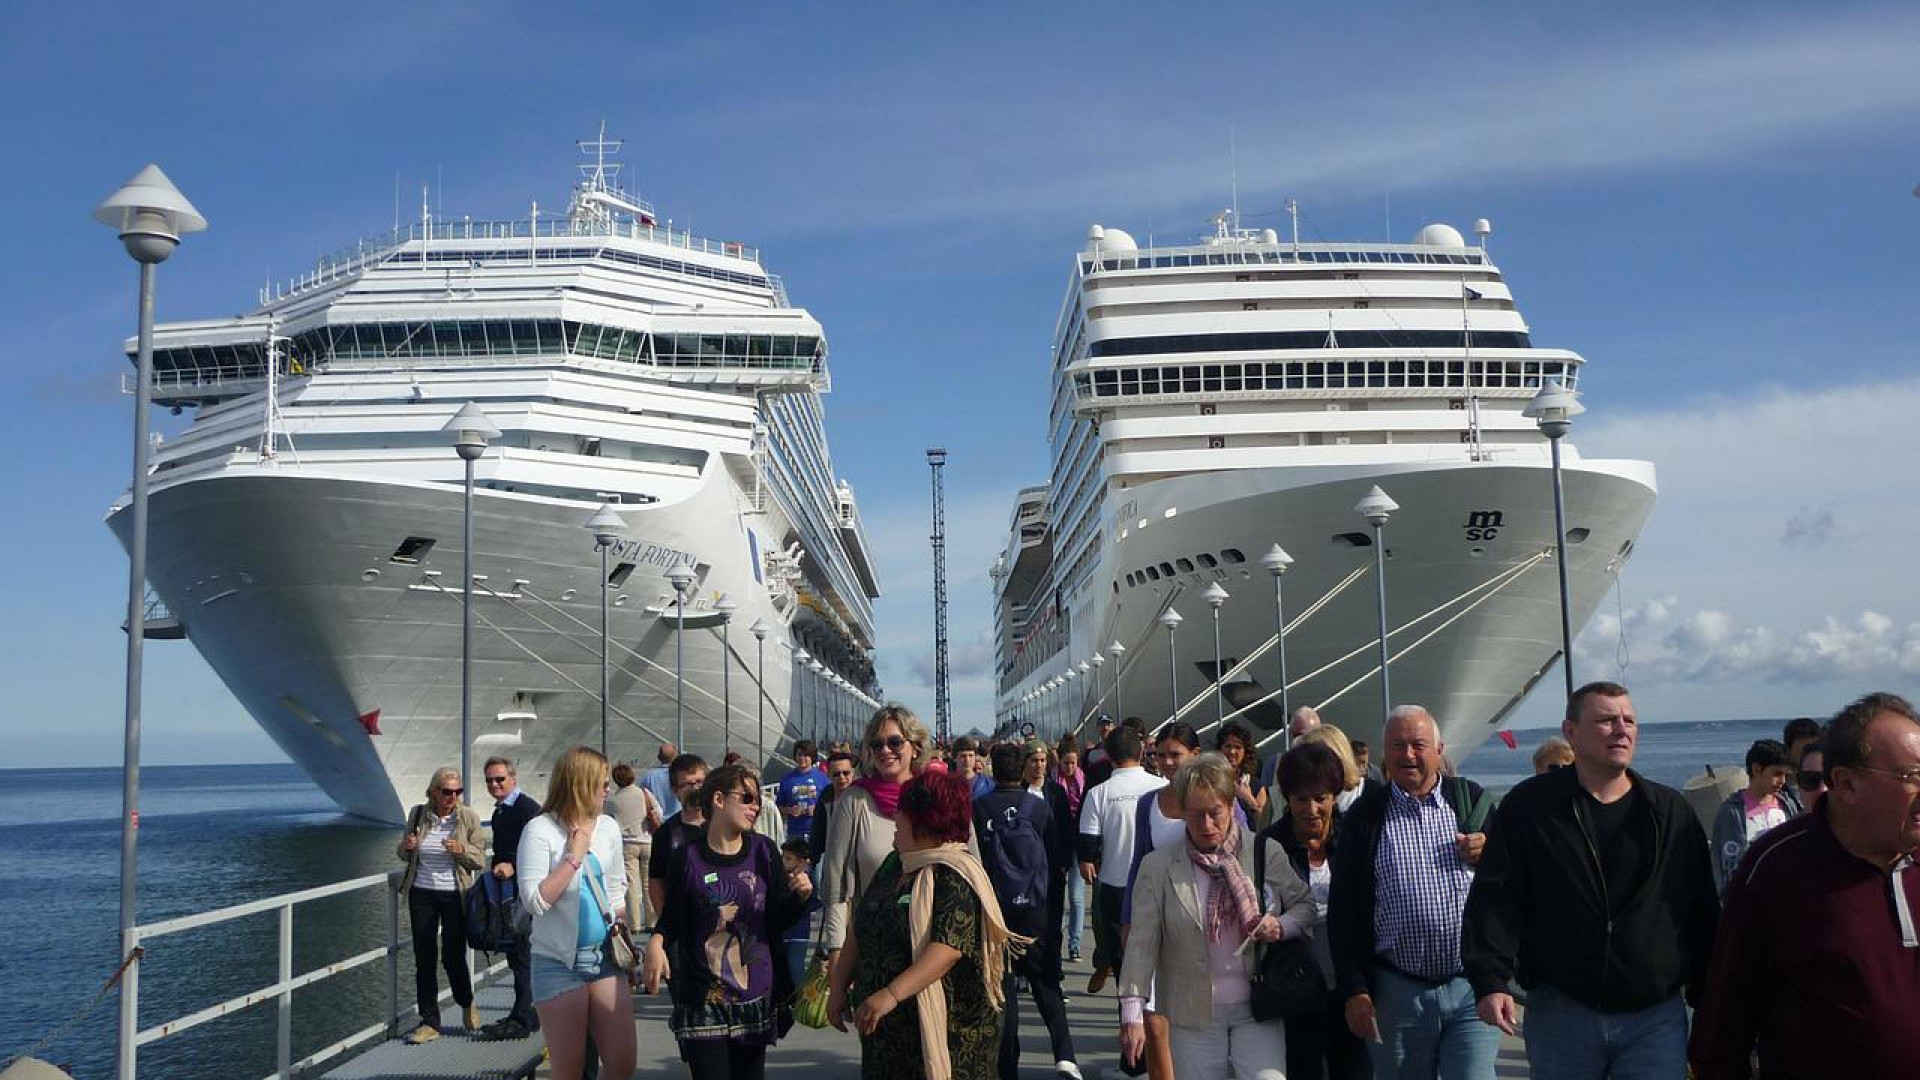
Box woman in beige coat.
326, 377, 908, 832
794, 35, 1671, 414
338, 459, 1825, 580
395, 766, 488, 1044
1118, 753, 1314, 1080
819, 704, 930, 959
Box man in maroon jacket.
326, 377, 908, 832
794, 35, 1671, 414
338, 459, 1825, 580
1689, 691, 1920, 1079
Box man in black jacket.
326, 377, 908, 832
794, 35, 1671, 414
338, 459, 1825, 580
1462, 681, 1718, 1079
1327, 706, 1498, 1079
480, 756, 542, 1039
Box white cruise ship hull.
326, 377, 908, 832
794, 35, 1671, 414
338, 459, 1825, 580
110, 463, 801, 822
1008, 456, 1656, 757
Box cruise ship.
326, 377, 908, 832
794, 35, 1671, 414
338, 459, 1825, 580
106, 133, 882, 821
991, 212, 1655, 757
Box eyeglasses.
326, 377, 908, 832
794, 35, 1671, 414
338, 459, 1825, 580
438, 787, 463, 797
867, 735, 908, 754
484, 775, 510, 785
1853, 764, 1920, 790
1796, 771, 1827, 791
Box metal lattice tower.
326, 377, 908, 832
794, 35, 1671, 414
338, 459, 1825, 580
927, 448, 951, 743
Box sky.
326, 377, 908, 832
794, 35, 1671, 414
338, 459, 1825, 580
2, 1, 1917, 766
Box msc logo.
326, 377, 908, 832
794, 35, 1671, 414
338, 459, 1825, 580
1464, 509, 1503, 541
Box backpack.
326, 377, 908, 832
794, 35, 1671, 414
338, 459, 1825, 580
979, 797, 1050, 911
464, 873, 523, 954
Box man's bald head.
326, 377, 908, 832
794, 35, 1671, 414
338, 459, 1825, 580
1289, 706, 1322, 739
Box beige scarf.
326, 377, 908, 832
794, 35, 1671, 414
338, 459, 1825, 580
899, 843, 1032, 1080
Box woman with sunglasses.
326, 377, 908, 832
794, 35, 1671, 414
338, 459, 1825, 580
517, 747, 635, 1080
644, 764, 814, 1080
818, 705, 931, 976
395, 766, 488, 1045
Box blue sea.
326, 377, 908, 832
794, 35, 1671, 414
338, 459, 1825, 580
0, 716, 1787, 1078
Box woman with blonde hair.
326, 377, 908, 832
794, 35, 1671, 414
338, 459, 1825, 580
1118, 753, 1314, 1080
1299, 725, 1371, 813
818, 704, 931, 962
396, 766, 488, 1044
517, 747, 635, 1080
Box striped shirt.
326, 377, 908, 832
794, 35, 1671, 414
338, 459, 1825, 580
416, 811, 459, 892
1372, 781, 1473, 980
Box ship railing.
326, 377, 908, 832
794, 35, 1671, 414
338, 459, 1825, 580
122, 868, 504, 1080
265, 217, 763, 303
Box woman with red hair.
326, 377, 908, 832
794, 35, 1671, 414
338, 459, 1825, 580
828, 769, 1025, 1080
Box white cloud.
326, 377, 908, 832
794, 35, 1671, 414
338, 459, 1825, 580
1579, 598, 1920, 685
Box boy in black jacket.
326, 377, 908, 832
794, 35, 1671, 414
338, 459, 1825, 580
1462, 681, 1718, 1080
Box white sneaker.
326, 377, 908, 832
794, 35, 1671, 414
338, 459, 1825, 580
1055, 1062, 1083, 1080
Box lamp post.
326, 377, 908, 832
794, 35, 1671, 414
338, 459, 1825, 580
1089, 652, 1106, 720
95, 163, 206, 1080
1355, 486, 1399, 723
1076, 661, 1092, 732
1201, 582, 1230, 728
1260, 544, 1294, 744
666, 563, 697, 749
793, 648, 812, 742
442, 401, 501, 805
1158, 608, 1184, 731
749, 618, 769, 768
807, 657, 826, 743
585, 503, 628, 754
1109, 640, 1127, 723
1524, 378, 1585, 700
715, 596, 737, 757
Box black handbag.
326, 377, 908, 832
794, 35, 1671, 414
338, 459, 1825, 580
1248, 833, 1328, 1023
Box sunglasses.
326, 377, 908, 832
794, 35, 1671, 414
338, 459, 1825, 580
484, 775, 510, 785
867, 735, 908, 754
725, 790, 759, 806
438, 787, 463, 797
1796, 771, 1827, 791
830, 770, 855, 779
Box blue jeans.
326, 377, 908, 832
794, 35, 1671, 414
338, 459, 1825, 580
1368, 966, 1502, 1080
1065, 872, 1086, 954
1521, 985, 1686, 1080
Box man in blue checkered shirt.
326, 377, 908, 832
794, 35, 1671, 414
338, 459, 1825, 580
1327, 705, 1501, 1079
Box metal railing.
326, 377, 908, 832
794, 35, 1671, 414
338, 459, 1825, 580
125, 791, 789, 1080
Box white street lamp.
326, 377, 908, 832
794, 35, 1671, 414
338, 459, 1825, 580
95, 163, 205, 1080
666, 562, 698, 748
793, 647, 812, 742
1158, 608, 1184, 732
715, 596, 737, 758
749, 618, 769, 768
1354, 485, 1399, 723
1524, 378, 1585, 700
1108, 640, 1127, 724
1260, 544, 1295, 746
441, 401, 501, 806
1202, 582, 1230, 728
585, 503, 628, 754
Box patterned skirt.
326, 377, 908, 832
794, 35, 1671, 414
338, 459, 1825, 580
670, 993, 788, 1047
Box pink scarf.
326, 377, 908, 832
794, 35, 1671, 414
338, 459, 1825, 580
1187, 822, 1261, 944
853, 776, 902, 819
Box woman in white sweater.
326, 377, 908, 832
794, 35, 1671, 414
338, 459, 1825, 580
517, 746, 634, 1080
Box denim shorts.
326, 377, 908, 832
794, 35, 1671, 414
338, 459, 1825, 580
533, 944, 621, 1003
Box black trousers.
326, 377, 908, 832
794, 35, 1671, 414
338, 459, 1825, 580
999, 930, 1076, 1079
506, 930, 535, 1026
1092, 882, 1127, 974
1284, 990, 1373, 1080
407, 888, 473, 1027
683, 1038, 766, 1080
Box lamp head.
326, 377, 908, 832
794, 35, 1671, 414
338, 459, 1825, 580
1090, 653, 1105, 668
748, 617, 769, 640
1202, 582, 1230, 609
666, 564, 697, 597
793, 647, 811, 664
1354, 485, 1399, 527
443, 402, 501, 461
1078, 661, 1091, 674
94, 164, 206, 264
1158, 608, 1184, 630
584, 503, 627, 548
1109, 640, 1127, 658
1522, 378, 1585, 439
715, 596, 737, 622
1261, 543, 1294, 576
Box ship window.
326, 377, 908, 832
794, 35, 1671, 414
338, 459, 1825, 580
607, 561, 637, 587
1220, 548, 1246, 564
1566, 527, 1591, 544
1332, 532, 1373, 548
1125, 572, 1137, 587
1176, 558, 1195, 573
389, 536, 436, 565
1159, 562, 1176, 577
1198, 553, 1218, 568
1145, 566, 1161, 581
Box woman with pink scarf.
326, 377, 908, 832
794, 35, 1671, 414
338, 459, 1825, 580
1117, 753, 1314, 1080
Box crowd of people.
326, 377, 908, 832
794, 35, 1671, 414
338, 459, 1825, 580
388, 685, 1920, 1080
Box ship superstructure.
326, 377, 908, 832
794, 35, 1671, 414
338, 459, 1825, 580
108, 132, 881, 820
993, 212, 1655, 755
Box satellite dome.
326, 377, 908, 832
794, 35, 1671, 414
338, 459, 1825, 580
1099, 227, 1138, 252
1260, 227, 1279, 244
1412, 222, 1466, 248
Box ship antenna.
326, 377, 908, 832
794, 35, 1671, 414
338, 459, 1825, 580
1287, 197, 1300, 250
1229, 126, 1240, 233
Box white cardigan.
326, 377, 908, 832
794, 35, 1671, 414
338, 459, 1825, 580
516, 813, 627, 964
